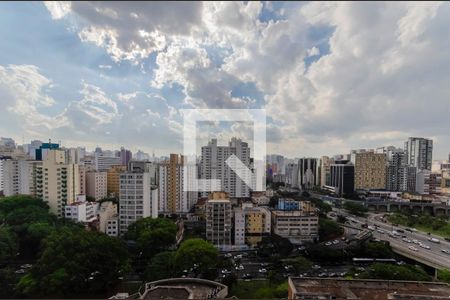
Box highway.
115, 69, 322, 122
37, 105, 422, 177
333, 208, 450, 271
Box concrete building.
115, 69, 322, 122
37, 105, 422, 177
119, 172, 158, 234
120, 147, 132, 166
298, 158, 319, 190
95, 154, 121, 171
251, 191, 270, 206
128, 161, 158, 184
158, 154, 198, 214
111, 278, 228, 300
384, 148, 417, 192
405, 137, 433, 171
288, 277, 450, 300
86, 171, 108, 200
326, 161, 355, 196
353, 151, 386, 191
1, 159, 35, 196
205, 192, 232, 248
200, 138, 251, 198
64, 195, 99, 224
35, 149, 80, 217
416, 170, 442, 195
107, 165, 127, 197
98, 201, 118, 237
271, 202, 319, 244
35, 142, 59, 161
234, 203, 271, 246
78, 165, 87, 195
285, 162, 300, 188
320, 156, 332, 188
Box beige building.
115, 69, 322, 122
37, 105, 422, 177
159, 154, 198, 214
353, 151, 386, 190
271, 202, 319, 244
205, 192, 232, 248
107, 165, 126, 197
320, 156, 332, 187
35, 149, 80, 217
234, 203, 271, 246
98, 201, 118, 237
86, 171, 107, 200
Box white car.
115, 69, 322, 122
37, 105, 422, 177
325, 242, 332, 246
408, 246, 418, 251
377, 229, 384, 234
429, 238, 440, 244
411, 228, 418, 232
332, 240, 340, 245
402, 238, 412, 243
259, 268, 267, 273
419, 243, 431, 250
441, 249, 450, 254
412, 239, 419, 244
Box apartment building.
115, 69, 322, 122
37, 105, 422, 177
35, 149, 80, 217
64, 195, 99, 224
1, 159, 35, 196
98, 201, 119, 237
200, 138, 251, 198
158, 154, 198, 214
95, 154, 121, 171
353, 151, 386, 190
320, 156, 332, 187
234, 203, 271, 246
86, 171, 108, 200
205, 192, 232, 248
118, 172, 158, 234
107, 165, 127, 197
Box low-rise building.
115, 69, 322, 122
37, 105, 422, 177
64, 195, 99, 224
251, 191, 270, 206
288, 277, 450, 300
98, 201, 118, 236
271, 202, 318, 244
234, 203, 271, 246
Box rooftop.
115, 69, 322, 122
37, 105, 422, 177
288, 277, 450, 300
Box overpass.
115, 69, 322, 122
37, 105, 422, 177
366, 201, 450, 216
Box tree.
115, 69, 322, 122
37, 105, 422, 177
257, 234, 293, 257
17, 226, 129, 298
343, 201, 368, 216
364, 241, 393, 258
144, 251, 176, 281
125, 217, 177, 260
360, 263, 431, 281
0, 226, 18, 262
309, 198, 332, 216
438, 269, 450, 283
319, 218, 343, 241
175, 238, 218, 278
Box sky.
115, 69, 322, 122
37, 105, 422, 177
0, 1, 449, 159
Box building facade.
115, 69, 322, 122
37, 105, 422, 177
234, 203, 271, 246
271, 206, 319, 244
1, 159, 35, 196
107, 165, 127, 197
354, 151, 386, 190
118, 172, 158, 234
205, 192, 232, 248
405, 137, 433, 171
86, 171, 108, 200
327, 161, 355, 196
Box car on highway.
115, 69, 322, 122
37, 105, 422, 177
332, 240, 340, 245
235, 264, 245, 271
408, 246, 418, 251
411, 228, 418, 232
396, 229, 405, 233
325, 241, 332, 246
402, 238, 412, 243
441, 249, 450, 254
419, 243, 431, 250
242, 273, 253, 279
377, 229, 384, 234
259, 268, 267, 273
221, 269, 232, 274
428, 237, 440, 243
412, 239, 419, 244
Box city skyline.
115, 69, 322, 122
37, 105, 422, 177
1, 2, 450, 159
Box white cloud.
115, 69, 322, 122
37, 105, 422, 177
44, 1, 71, 19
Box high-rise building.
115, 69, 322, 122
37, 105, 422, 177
107, 165, 127, 197
205, 192, 232, 248
35, 142, 59, 161
95, 154, 121, 171
158, 154, 197, 214
404, 137, 433, 171
86, 171, 108, 200
200, 138, 251, 198
1, 159, 35, 196
327, 161, 355, 196
320, 156, 332, 188
120, 147, 132, 166
416, 170, 442, 195
285, 162, 299, 188
118, 171, 158, 234
353, 151, 386, 190
35, 149, 80, 217
298, 158, 319, 190
234, 203, 271, 246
